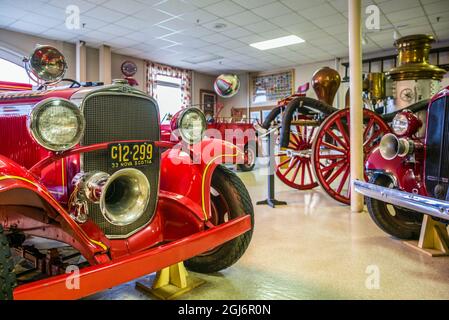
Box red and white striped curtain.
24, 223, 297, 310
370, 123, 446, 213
146, 62, 192, 108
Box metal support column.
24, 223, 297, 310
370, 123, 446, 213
348, 0, 364, 212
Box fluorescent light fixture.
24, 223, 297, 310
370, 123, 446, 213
250, 35, 305, 50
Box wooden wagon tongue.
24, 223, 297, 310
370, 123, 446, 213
311, 66, 341, 106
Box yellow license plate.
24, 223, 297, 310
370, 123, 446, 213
108, 142, 155, 169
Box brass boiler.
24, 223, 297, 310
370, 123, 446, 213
365, 73, 386, 100
387, 34, 447, 111
312, 67, 341, 106
388, 34, 446, 81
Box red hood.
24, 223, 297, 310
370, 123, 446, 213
0, 86, 82, 105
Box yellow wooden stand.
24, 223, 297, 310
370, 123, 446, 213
135, 262, 205, 300
403, 215, 449, 257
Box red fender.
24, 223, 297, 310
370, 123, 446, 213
0, 155, 107, 263
160, 138, 243, 222
365, 148, 425, 194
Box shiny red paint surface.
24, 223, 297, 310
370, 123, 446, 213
0, 85, 249, 299
393, 110, 423, 137
13, 215, 251, 300
366, 147, 426, 194
365, 87, 449, 196
0, 81, 32, 91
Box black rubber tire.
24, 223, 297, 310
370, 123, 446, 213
185, 166, 254, 273
366, 175, 423, 240
0, 225, 16, 300
237, 144, 256, 172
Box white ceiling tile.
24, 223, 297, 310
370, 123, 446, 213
184, 26, 215, 37
0, 4, 28, 20
237, 34, 266, 44
188, 0, 221, 7
97, 24, 134, 37
281, 0, 326, 11
107, 37, 141, 48
234, 0, 276, 9
244, 20, 278, 33
42, 28, 78, 41
101, 0, 150, 14
201, 32, 232, 43
0, 14, 16, 27
8, 20, 49, 34
270, 12, 308, 28
31, 4, 66, 19
113, 17, 151, 31
385, 7, 425, 23
180, 9, 219, 24
124, 31, 150, 42
298, 3, 338, 19
46, 0, 97, 12
157, 17, 195, 31
1, 0, 47, 10
220, 26, 252, 38
154, 0, 197, 15
20, 12, 62, 29
83, 29, 116, 41
84, 6, 127, 22
133, 6, 175, 22
251, 2, 291, 19
219, 39, 247, 49
283, 21, 319, 35
324, 24, 348, 35
422, 0, 449, 15
313, 14, 347, 28
224, 10, 263, 26
378, 0, 421, 12
203, 0, 245, 18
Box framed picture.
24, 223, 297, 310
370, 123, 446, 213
200, 89, 217, 119
250, 69, 295, 107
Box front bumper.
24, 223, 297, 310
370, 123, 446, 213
354, 180, 449, 220
13, 215, 251, 300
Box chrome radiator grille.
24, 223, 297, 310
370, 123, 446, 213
81, 93, 160, 238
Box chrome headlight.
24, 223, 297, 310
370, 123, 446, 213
392, 113, 409, 136
30, 98, 85, 151
176, 108, 206, 144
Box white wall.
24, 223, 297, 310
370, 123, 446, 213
192, 71, 215, 106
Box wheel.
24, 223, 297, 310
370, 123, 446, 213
237, 144, 256, 172
312, 109, 391, 204
274, 119, 319, 190
0, 225, 16, 300
366, 175, 423, 239
185, 165, 254, 273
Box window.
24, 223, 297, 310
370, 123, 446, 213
0, 57, 34, 84
155, 74, 182, 123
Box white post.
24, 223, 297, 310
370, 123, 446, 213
349, 0, 364, 212
99, 44, 112, 85
75, 40, 86, 83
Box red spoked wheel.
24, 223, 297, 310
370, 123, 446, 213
311, 109, 391, 204
274, 117, 320, 190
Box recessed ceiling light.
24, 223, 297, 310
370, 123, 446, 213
250, 35, 305, 50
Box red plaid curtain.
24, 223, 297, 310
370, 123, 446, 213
146, 62, 192, 109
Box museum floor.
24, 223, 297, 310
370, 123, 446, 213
88, 167, 449, 300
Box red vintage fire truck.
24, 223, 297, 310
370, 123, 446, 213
0, 45, 254, 300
